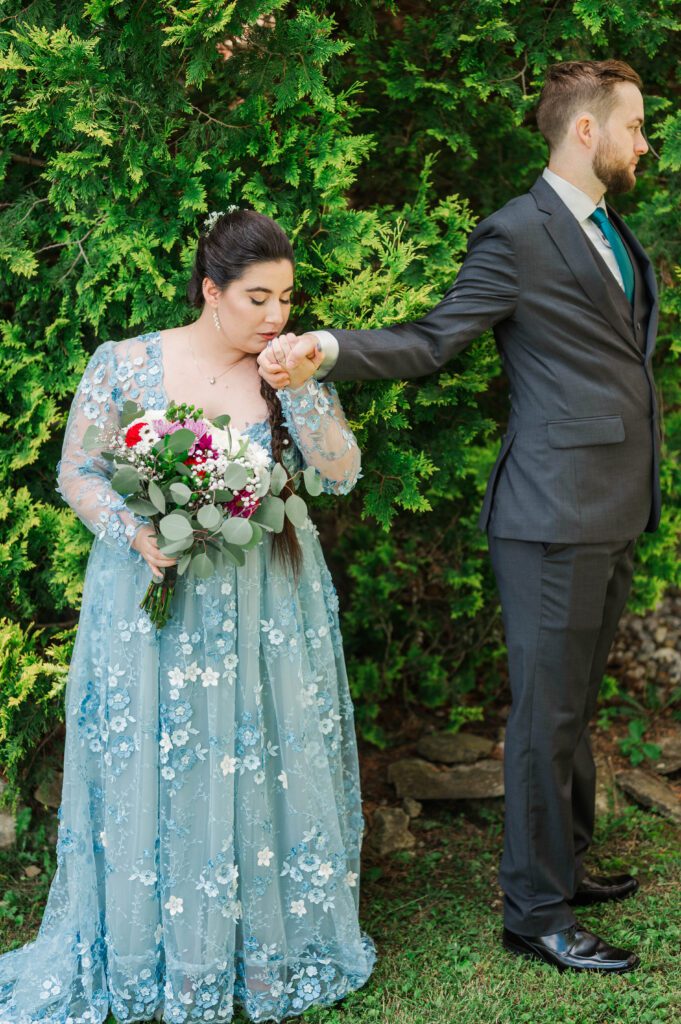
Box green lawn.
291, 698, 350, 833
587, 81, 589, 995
1, 802, 679, 1024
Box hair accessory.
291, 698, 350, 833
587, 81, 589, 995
202, 205, 240, 235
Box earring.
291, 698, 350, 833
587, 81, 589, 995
212, 308, 222, 333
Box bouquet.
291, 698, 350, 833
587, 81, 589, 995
84, 400, 322, 628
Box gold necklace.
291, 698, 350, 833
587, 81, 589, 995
188, 330, 245, 386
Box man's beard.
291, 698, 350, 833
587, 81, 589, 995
593, 136, 636, 195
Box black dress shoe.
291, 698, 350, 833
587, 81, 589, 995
570, 872, 639, 905
502, 924, 639, 973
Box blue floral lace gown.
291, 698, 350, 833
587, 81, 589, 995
0, 332, 375, 1024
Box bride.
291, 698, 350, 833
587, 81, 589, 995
0, 208, 375, 1023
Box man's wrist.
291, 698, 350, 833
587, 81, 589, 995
309, 331, 339, 379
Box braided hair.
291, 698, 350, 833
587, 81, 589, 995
188, 208, 302, 574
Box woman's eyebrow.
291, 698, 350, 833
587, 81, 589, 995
245, 285, 294, 293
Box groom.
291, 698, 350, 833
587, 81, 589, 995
259, 60, 659, 972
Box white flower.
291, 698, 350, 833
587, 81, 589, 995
320, 718, 334, 735
221, 755, 238, 776
269, 629, 284, 646
278, 770, 288, 790
185, 661, 201, 682
169, 688, 180, 700
179, 632, 189, 643
160, 732, 173, 755
312, 580, 321, 592
345, 871, 358, 887
257, 847, 274, 867
168, 667, 185, 687
223, 653, 238, 670
137, 616, 152, 634
290, 900, 307, 917
254, 771, 265, 785
162, 766, 176, 780
222, 619, 235, 633
202, 667, 220, 687
221, 581, 233, 596
195, 583, 207, 595
140, 870, 157, 886
171, 729, 188, 746
165, 895, 183, 916
242, 753, 260, 770
110, 716, 128, 733
317, 862, 333, 881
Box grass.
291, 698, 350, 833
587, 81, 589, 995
1, 802, 680, 1024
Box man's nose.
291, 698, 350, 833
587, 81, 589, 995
636, 132, 649, 156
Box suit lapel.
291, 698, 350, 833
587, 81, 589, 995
530, 177, 638, 353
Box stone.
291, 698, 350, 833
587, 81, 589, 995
402, 797, 423, 819
594, 758, 618, 817
367, 807, 416, 856
24, 865, 41, 879
34, 769, 63, 809
416, 732, 495, 765
0, 779, 15, 850
388, 757, 504, 801
616, 769, 681, 825
653, 732, 681, 775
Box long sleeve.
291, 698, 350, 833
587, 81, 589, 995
56, 341, 146, 549
278, 380, 361, 496
325, 216, 519, 381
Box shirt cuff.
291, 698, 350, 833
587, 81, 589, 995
311, 331, 339, 379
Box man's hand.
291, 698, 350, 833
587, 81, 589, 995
257, 332, 324, 390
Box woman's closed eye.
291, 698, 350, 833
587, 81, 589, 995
250, 298, 291, 307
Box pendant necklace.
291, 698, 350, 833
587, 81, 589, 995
188, 327, 245, 386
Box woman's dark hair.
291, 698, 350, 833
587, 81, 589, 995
188, 209, 301, 576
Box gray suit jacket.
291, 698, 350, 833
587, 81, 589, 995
327, 176, 660, 543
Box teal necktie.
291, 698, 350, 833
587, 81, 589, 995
589, 207, 635, 304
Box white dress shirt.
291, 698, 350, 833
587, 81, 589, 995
312, 168, 625, 376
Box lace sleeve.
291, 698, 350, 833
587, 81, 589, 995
278, 380, 361, 496
56, 341, 147, 549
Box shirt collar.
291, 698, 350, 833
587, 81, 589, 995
542, 167, 607, 222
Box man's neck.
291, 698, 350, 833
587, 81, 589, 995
546, 162, 605, 205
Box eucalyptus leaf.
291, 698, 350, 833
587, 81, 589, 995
166, 428, 198, 454
224, 544, 246, 567
251, 495, 285, 533
148, 480, 167, 514
197, 504, 223, 531
190, 552, 214, 579
223, 463, 248, 491
285, 494, 308, 528
214, 489, 233, 503
169, 481, 192, 505
159, 513, 194, 541
174, 462, 192, 478
82, 424, 102, 451
242, 521, 263, 550
120, 401, 143, 427
157, 536, 194, 555
212, 414, 231, 428
221, 517, 253, 546
270, 462, 288, 497
303, 466, 323, 497
111, 466, 142, 495
125, 497, 158, 517
176, 552, 192, 576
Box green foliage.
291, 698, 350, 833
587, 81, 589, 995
0, 0, 679, 798
618, 718, 663, 767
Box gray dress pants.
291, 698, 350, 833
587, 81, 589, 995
488, 535, 636, 935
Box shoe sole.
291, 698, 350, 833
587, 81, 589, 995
502, 935, 640, 973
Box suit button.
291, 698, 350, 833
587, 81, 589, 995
636, 322, 642, 331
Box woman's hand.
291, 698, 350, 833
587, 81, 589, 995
258, 332, 324, 390
131, 524, 177, 580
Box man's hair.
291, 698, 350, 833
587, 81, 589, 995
536, 60, 643, 150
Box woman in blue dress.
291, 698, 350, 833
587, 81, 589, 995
0, 209, 375, 1023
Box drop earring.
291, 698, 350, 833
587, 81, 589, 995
212, 308, 222, 333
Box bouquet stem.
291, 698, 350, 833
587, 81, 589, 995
140, 565, 178, 630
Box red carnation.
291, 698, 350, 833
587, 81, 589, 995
125, 422, 147, 447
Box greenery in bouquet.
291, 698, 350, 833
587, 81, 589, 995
84, 400, 323, 628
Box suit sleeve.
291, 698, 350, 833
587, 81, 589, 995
326, 217, 519, 381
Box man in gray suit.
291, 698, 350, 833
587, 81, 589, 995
258, 60, 657, 972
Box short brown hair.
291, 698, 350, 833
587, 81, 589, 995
536, 60, 643, 150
